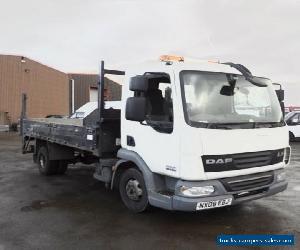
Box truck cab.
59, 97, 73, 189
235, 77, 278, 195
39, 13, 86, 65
117, 56, 290, 211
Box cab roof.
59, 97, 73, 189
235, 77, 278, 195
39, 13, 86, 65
123, 58, 243, 76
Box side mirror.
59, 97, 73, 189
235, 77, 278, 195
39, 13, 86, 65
125, 97, 147, 122
129, 76, 149, 92
280, 101, 285, 118
276, 89, 284, 102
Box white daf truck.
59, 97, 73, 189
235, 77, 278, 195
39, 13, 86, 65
22, 55, 290, 212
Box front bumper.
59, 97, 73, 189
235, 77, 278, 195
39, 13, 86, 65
148, 169, 288, 211
172, 180, 287, 211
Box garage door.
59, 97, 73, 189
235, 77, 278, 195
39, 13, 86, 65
89, 88, 98, 102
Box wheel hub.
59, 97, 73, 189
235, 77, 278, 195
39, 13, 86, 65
125, 179, 143, 201
39, 156, 45, 169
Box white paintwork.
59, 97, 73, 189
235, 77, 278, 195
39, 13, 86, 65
70, 101, 121, 119
285, 111, 300, 138
121, 59, 289, 181
122, 66, 180, 178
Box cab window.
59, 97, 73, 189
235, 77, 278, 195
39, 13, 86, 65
144, 73, 173, 133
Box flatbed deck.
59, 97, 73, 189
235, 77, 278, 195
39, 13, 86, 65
23, 118, 98, 155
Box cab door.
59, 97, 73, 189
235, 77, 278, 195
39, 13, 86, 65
122, 72, 180, 178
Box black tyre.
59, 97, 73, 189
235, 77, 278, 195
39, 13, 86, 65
57, 160, 68, 175
289, 132, 295, 142
119, 168, 149, 213
37, 146, 58, 175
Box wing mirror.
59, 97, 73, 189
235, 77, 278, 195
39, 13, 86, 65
275, 89, 284, 102
129, 76, 150, 92
125, 97, 147, 122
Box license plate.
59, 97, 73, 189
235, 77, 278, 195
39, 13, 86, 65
196, 198, 232, 210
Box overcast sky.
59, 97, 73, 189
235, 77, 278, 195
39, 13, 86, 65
0, 0, 299, 105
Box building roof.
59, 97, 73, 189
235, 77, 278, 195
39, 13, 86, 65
0, 54, 66, 75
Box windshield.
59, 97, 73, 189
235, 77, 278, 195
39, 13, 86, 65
180, 71, 283, 128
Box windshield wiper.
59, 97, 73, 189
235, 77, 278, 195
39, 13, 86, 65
206, 122, 284, 129
206, 123, 253, 129
253, 121, 285, 128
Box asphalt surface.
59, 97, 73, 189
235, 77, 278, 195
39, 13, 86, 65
0, 132, 299, 250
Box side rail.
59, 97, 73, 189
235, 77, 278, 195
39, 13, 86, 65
22, 118, 98, 154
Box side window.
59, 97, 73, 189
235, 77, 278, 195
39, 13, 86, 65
287, 113, 300, 125
293, 114, 300, 123
145, 74, 173, 133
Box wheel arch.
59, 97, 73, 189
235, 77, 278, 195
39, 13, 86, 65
111, 149, 160, 191
114, 149, 174, 211
111, 160, 137, 190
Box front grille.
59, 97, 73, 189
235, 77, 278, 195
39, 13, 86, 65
202, 149, 284, 172
233, 151, 273, 169
221, 171, 274, 192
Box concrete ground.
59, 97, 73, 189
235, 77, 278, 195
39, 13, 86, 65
0, 133, 299, 250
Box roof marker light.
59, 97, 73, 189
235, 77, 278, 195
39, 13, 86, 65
160, 55, 184, 62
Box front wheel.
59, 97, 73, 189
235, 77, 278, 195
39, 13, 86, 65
119, 168, 149, 213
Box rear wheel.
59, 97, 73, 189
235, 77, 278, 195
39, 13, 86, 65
119, 168, 149, 213
37, 146, 58, 175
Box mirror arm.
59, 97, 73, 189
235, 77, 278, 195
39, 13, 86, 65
222, 62, 267, 87
273, 82, 282, 89
246, 77, 268, 87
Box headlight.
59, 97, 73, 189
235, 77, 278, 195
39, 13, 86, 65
276, 172, 286, 182
179, 185, 215, 197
